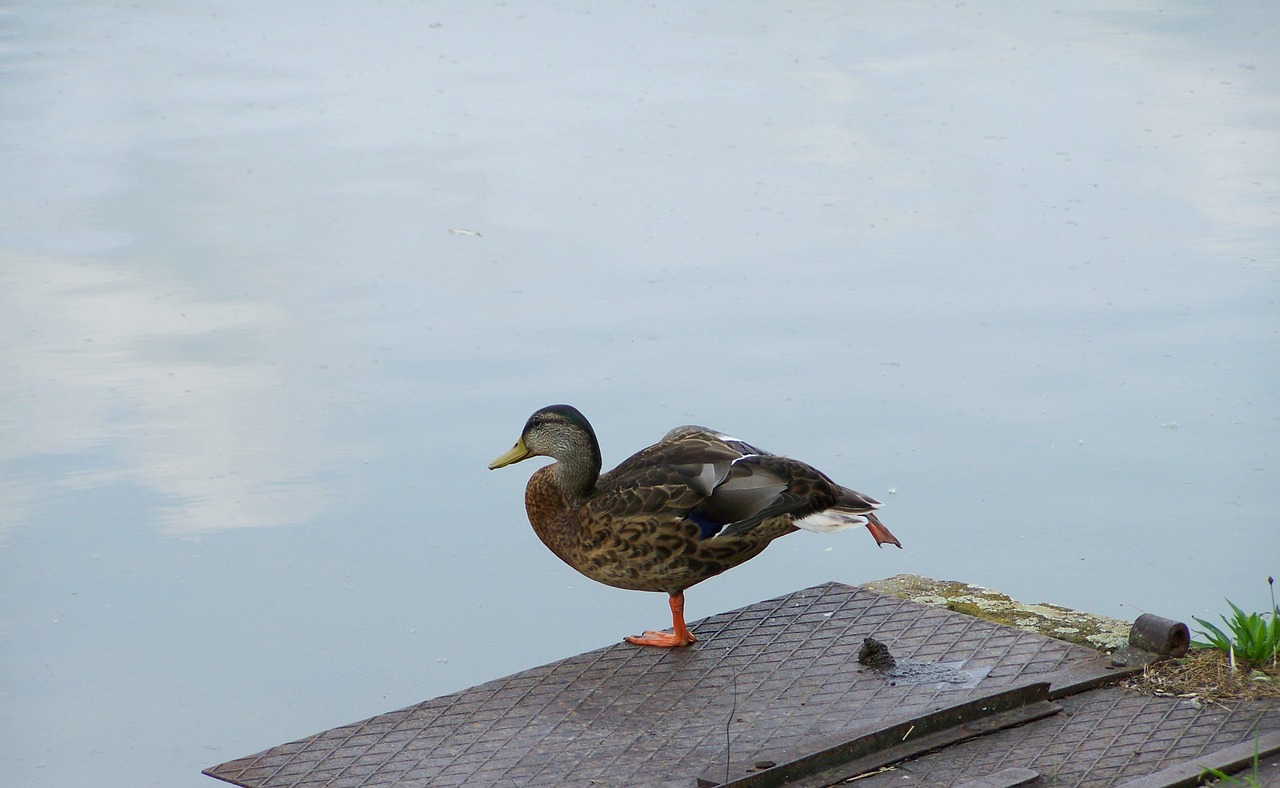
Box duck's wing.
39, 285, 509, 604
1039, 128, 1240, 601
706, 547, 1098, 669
660, 425, 771, 458
593, 428, 901, 546
703, 455, 844, 538
658, 428, 864, 536
591, 430, 827, 540
589, 431, 746, 523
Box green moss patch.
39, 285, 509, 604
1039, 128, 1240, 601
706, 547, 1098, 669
864, 574, 1131, 651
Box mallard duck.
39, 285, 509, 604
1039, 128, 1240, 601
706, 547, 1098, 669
489, 404, 900, 647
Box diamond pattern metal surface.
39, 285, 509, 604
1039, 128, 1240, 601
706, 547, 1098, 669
206, 583, 1118, 787
850, 688, 1280, 787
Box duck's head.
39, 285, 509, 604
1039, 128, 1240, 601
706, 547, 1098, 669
489, 404, 601, 477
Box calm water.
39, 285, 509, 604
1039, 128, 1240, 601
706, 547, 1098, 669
2, 2, 1277, 786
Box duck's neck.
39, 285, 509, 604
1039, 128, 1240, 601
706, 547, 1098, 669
550, 435, 602, 505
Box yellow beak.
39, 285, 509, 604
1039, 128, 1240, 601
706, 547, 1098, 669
488, 438, 532, 469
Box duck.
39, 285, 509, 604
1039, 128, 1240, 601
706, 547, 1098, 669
488, 404, 900, 647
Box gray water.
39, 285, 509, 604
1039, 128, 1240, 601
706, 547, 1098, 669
2, 2, 1277, 786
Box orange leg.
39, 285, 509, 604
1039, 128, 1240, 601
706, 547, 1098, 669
625, 592, 698, 648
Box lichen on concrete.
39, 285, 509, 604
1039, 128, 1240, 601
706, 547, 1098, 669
863, 574, 1131, 652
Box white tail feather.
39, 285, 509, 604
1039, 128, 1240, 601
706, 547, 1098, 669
794, 510, 869, 534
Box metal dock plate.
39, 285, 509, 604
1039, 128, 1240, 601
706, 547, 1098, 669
205, 582, 1279, 787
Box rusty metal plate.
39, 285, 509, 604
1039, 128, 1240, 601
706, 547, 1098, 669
1116, 729, 1280, 788
716, 682, 1062, 787
848, 689, 1280, 787
206, 582, 1121, 787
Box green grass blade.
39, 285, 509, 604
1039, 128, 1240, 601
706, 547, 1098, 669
1249, 616, 1266, 648
1226, 598, 1247, 619
1193, 617, 1232, 650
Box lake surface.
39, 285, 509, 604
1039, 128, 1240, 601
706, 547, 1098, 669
2, 2, 1277, 786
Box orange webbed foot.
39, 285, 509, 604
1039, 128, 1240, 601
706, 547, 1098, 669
865, 512, 902, 549
625, 592, 698, 648
625, 629, 697, 648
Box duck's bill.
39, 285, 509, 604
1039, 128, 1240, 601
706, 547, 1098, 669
488, 439, 532, 469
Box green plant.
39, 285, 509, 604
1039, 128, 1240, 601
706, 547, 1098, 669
1193, 577, 1280, 672
1198, 765, 1262, 787
1198, 732, 1264, 786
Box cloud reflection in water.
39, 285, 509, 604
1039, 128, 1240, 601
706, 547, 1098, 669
0, 254, 351, 535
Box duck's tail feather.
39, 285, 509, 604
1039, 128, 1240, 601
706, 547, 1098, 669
794, 504, 901, 548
